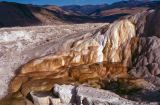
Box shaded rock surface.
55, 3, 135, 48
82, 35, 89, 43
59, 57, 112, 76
130, 36, 160, 87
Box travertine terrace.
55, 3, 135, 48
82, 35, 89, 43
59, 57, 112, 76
1, 6, 160, 105
0, 23, 106, 99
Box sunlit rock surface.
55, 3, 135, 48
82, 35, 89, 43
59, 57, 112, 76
0, 23, 105, 99
20, 20, 136, 75
28, 84, 157, 105
5, 20, 138, 104
1, 8, 160, 105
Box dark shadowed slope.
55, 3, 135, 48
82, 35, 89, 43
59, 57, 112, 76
0, 1, 69, 27
0, 2, 41, 27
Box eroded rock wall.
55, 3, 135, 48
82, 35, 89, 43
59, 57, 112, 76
1, 8, 160, 104
21, 20, 136, 74
0, 23, 105, 99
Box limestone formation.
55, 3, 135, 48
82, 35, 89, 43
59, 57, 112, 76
0, 23, 105, 99
19, 19, 136, 76
1, 7, 160, 105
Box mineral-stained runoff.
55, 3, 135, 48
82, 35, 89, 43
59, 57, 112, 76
0, 23, 105, 99
1, 9, 160, 105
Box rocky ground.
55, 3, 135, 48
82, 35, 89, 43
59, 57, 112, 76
0, 7, 160, 105
30, 84, 155, 105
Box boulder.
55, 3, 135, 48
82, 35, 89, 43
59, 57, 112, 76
30, 91, 62, 105
53, 84, 158, 105
76, 85, 139, 105
30, 92, 50, 105
54, 84, 76, 104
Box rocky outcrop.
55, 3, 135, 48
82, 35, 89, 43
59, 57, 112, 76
6, 19, 138, 99
5, 19, 136, 98
0, 23, 105, 99
54, 84, 76, 104
125, 9, 160, 87
143, 9, 160, 37
130, 36, 160, 87
29, 84, 158, 105
127, 9, 160, 37
20, 19, 136, 74
1, 7, 160, 105
76, 85, 138, 105
30, 91, 61, 105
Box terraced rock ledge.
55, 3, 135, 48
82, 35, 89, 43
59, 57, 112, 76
1, 9, 160, 105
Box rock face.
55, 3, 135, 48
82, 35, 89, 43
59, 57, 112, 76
30, 91, 61, 105
7, 20, 137, 101
126, 9, 160, 87
0, 23, 105, 99
130, 36, 160, 87
1, 7, 160, 105
144, 9, 160, 37
20, 19, 135, 75
5, 20, 136, 100
127, 9, 160, 37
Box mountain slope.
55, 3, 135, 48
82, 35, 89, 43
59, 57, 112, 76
91, 1, 160, 16
0, 2, 40, 27
0, 1, 68, 27
1, 1, 159, 27
0, 5, 160, 105
61, 4, 108, 15
0, 2, 107, 27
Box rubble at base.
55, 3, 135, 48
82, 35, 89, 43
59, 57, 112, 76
29, 84, 159, 105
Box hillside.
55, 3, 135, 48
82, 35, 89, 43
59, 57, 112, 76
61, 4, 108, 15
1, 1, 160, 28
0, 2, 107, 27
0, 1, 66, 27
91, 1, 160, 16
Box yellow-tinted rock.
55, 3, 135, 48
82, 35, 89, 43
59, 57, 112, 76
5, 19, 141, 104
